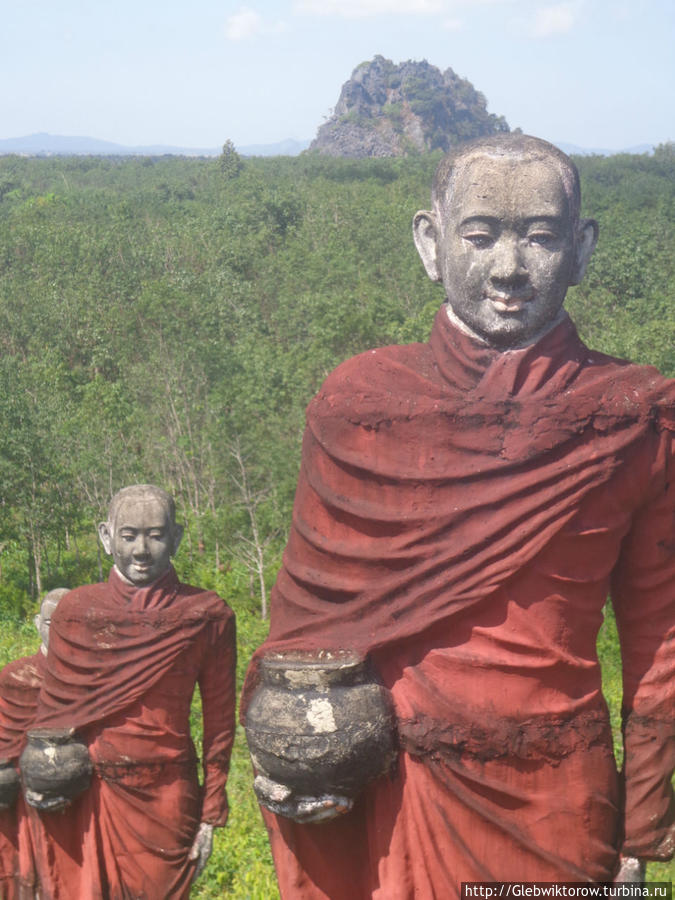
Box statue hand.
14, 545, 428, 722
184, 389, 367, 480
253, 774, 353, 823
189, 822, 214, 883
24, 789, 71, 812
614, 855, 645, 883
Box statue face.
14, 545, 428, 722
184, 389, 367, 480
106, 496, 178, 585
35, 595, 61, 650
434, 155, 578, 347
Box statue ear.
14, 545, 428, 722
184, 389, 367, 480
570, 218, 598, 285
413, 211, 442, 282
172, 523, 184, 556
98, 522, 113, 555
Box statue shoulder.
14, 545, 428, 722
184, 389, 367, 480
578, 343, 675, 413
0, 653, 42, 690
176, 583, 235, 623
316, 340, 431, 398
51, 584, 105, 620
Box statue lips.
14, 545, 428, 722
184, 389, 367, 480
130, 562, 155, 582
488, 292, 534, 314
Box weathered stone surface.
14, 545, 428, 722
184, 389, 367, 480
245, 651, 396, 797
20, 728, 91, 809
0, 760, 19, 810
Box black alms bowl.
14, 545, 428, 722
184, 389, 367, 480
245, 651, 396, 798
20, 728, 92, 809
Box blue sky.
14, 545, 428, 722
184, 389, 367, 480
3, 0, 673, 150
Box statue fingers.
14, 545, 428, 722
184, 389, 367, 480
614, 856, 646, 883
189, 822, 214, 882
292, 794, 353, 824
24, 789, 71, 812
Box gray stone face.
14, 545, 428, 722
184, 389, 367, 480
98, 484, 183, 586
245, 652, 396, 799
413, 135, 598, 349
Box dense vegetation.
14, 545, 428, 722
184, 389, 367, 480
0, 146, 673, 891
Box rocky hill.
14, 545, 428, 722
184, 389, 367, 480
309, 56, 509, 158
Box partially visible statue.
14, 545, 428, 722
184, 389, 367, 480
243, 135, 674, 897
24, 485, 237, 898
0, 587, 67, 899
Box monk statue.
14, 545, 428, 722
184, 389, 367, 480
23, 484, 237, 898
242, 134, 674, 896
0, 588, 67, 899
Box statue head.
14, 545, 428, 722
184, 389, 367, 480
35, 588, 69, 654
413, 134, 598, 349
98, 484, 184, 586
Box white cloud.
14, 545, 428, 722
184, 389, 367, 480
225, 7, 288, 40
293, 0, 445, 18
530, 2, 577, 37
225, 8, 263, 40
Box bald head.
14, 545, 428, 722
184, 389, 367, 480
99, 484, 183, 586
106, 484, 176, 531
431, 134, 581, 232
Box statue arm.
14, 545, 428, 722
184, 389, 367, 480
197, 608, 237, 827
187, 607, 236, 882
611, 436, 675, 863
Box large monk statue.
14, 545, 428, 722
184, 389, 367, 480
25, 485, 237, 899
243, 134, 675, 896
0, 588, 67, 899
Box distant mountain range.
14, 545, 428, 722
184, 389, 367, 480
555, 141, 654, 157
0, 133, 311, 158
0, 132, 654, 159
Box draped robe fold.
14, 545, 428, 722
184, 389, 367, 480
31, 566, 236, 900
243, 308, 675, 898
0, 653, 44, 899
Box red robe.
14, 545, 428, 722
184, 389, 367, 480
0, 652, 45, 900
243, 308, 675, 898
31, 566, 236, 900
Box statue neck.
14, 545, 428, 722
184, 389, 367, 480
444, 303, 569, 351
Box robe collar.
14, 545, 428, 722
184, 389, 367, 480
429, 303, 585, 398
109, 564, 180, 612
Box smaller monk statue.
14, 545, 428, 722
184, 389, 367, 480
0, 587, 67, 899
24, 485, 237, 899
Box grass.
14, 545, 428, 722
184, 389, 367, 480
1, 601, 671, 892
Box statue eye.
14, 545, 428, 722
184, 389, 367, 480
464, 233, 494, 249
529, 232, 556, 247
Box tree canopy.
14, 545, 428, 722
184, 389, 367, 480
0, 149, 673, 614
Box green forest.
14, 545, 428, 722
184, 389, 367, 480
0, 144, 674, 893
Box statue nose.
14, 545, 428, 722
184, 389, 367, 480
133, 535, 149, 557
490, 237, 526, 283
